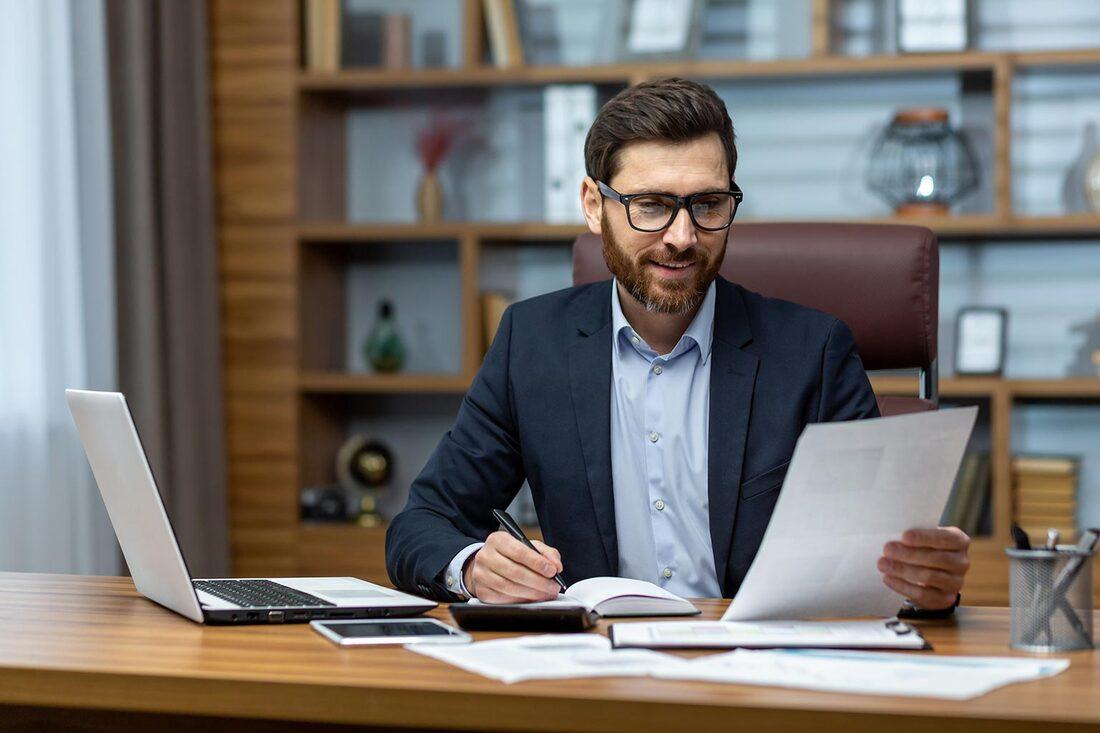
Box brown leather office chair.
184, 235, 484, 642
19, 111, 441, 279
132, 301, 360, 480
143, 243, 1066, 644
572, 222, 939, 415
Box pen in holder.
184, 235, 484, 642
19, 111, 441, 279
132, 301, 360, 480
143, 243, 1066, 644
1006, 529, 1097, 652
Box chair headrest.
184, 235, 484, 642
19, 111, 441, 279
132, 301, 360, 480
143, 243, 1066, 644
572, 222, 938, 371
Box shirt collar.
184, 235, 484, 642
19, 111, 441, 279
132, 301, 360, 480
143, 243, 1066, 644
611, 279, 717, 364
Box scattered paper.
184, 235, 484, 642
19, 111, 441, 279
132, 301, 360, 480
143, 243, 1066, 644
654, 649, 1070, 700
407, 634, 680, 684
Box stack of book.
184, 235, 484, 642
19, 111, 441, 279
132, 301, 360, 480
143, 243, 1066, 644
942, 451, 991, 536
304, 0, 412, 71
1013, 455, 1080, 542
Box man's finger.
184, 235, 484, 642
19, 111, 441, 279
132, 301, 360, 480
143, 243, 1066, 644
480, 548, 562, 595
494, 535, 559, 577
878, 558, 960, 593
530, 540, 563, 573
478, 565, 558, 602
882, 543, 969, 574
901, 526, 969, 550
882, 573, 956, 611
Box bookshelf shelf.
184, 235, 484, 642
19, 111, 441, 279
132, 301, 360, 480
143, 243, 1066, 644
297, 214, 1100, 243
870, 377, 1100, 401
298, 371, 471, 394
213, 0, 1100, 604
296, 49, 1100, 95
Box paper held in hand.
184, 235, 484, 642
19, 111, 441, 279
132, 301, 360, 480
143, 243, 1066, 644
723, 407, 978, 621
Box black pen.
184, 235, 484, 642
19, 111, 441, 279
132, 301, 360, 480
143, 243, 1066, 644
492, 508, 568, 592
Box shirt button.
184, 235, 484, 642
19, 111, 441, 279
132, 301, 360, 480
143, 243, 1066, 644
654, 499, 665, 511
652, 365, 663, 375
648, 431, 660, 443
663, 567, 673, 579
631, 335, 640, 344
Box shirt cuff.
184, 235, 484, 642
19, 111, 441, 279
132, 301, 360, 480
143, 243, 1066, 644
444, 542, 484, 600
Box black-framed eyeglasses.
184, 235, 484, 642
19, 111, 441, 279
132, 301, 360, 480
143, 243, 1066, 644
597, 180, 743, 232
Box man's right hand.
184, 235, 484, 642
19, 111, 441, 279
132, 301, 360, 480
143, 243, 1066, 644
463, 530, 563, 603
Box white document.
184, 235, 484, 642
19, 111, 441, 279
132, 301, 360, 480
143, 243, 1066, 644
653, 648, 1070, 700
609, 618, 925, 650
724, 407, 978, 621
407, 633, 680, 684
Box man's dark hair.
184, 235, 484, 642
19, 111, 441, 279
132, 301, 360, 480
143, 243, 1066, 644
584, 77, 737, 184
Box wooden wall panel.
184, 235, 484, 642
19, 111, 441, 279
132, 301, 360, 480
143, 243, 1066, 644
210, 0, 299, 576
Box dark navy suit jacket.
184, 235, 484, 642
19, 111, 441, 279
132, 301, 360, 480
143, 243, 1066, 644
386, 276, 880, 601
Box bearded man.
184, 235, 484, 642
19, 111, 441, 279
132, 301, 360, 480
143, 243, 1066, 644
386, 78, 970, 614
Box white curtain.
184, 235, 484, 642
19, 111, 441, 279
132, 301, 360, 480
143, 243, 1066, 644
0, 0, 119, 574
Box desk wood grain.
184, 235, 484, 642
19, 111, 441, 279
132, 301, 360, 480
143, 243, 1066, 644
1, 573, 1097, 732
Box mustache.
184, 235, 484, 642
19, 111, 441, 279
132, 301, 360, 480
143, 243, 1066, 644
645, 248, 704, 264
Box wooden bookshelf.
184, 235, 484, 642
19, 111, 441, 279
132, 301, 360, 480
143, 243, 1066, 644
211, 0, 1100, 603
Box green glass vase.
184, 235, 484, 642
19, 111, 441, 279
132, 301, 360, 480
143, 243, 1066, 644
364, 300, 406, 373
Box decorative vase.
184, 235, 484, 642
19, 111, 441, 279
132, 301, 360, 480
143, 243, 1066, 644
865, 107, 980, 216
1062, 121, 1100, 213
1086, 148, 1100, 213
417, 170, 444, 222
364, 300, 406, 373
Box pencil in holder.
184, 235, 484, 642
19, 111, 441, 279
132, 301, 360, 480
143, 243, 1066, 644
1006, 546, 1094, 652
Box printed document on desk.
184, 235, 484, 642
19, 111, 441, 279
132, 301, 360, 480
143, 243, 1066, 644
609, 618, 927, 650
652, 649, 1069, 700
724, 407, 978, 621
407, 633, 679, 684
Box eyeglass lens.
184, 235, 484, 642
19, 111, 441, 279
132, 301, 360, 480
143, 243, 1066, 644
627, 193, 737, 231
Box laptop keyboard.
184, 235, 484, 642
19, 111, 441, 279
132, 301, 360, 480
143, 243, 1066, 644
193, 579, 336, 608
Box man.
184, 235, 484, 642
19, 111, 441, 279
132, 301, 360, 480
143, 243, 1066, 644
386, 78, 969, 612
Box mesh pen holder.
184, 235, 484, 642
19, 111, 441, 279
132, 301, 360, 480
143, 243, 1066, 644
1007, 546, 1094, 652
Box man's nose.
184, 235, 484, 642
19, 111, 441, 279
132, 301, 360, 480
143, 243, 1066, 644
662, 206, 698, 252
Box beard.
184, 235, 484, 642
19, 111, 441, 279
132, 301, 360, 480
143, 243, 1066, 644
601, 211, 725, 315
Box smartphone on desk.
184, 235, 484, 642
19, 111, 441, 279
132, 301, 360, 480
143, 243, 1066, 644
311, 618, 471, 647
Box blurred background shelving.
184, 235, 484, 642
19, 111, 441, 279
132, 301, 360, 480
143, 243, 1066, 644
212, 0, 1100, 603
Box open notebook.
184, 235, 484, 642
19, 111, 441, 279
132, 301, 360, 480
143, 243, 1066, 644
474, 577, 699, 617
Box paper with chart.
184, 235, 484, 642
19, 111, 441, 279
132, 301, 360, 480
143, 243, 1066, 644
724, 407, 978, 621
652, 649, 1069, 700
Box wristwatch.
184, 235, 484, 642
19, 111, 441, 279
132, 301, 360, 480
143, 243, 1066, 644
897, 593, 960, 620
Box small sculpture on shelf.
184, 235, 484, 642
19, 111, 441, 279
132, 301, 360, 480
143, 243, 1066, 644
865, 107, 979, 216
1063, 121, 1100, 214
1068, 313, 1100, 377
364, 299, 406, 373
336, 435, 395, 528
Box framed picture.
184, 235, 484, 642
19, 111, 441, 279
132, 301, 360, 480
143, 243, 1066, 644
896, 0, 969, 54
623, 0, 702, 60
954, 306, 1007, 376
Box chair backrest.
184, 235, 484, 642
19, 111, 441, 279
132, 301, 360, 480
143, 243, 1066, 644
572, 222, 939, 415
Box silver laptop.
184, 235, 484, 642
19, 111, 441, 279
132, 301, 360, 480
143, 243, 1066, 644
66, 389, 435, 624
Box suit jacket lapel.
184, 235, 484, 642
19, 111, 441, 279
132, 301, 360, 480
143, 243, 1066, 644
708, 279, 759, 595
567, 281, 618, 574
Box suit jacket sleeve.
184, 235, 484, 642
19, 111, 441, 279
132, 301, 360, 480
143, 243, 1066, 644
816, 317, 881, 422
385, 306, 525, 600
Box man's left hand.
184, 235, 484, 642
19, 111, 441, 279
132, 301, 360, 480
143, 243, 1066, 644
878, 527, 970, 610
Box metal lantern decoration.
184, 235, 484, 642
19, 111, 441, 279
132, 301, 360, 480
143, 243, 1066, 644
865, 107, 979, 216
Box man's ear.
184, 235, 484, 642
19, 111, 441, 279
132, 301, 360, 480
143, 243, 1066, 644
580, 176, 603, 235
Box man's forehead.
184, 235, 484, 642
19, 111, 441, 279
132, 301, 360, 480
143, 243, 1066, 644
611, 136, 729, 191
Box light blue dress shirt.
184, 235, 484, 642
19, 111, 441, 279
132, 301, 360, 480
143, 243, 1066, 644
609, 279, 721, 598
444, 279, 721, 599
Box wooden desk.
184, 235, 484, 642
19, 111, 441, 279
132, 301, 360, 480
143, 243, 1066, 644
1, 573, 1098, 732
